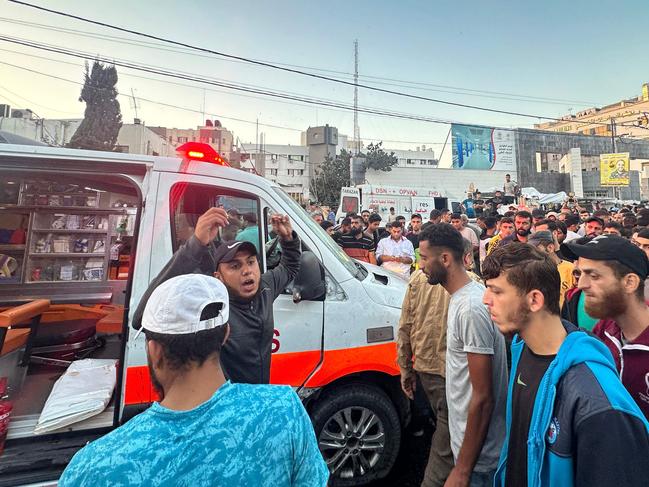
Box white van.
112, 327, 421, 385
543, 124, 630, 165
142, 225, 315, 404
0, 142, 409, 486
336, 184, 450, 224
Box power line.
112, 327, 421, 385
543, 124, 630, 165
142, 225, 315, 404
0, 36, 464, 128
0, 46, 367, 116
2, 37, 642, 139
0, 81, 79, 115
0, 84, 61, 145
0, 60, 300, 131
0, 36, 465, 125
0, 60, 452, 147
0, 52, 449, 144
4, 0, 600, 122
1, 33, 624, 137
0, 16, 600, 107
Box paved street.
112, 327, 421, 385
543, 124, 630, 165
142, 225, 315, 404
369, 424, 432, 487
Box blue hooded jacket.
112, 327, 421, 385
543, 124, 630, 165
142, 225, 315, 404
494, 321, 649, 487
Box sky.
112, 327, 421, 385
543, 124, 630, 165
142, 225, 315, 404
0, 0, 648, 153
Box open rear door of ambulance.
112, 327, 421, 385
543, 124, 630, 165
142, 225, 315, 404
0, 144, 151, 486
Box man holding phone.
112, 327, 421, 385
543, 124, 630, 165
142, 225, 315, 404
133, 207, 301, 384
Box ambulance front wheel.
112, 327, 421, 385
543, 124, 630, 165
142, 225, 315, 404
311, 383, 401, 486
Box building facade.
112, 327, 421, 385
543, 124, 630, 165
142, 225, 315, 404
535, 83, 649, 139
391, 147, 438, 168
515, 128, 649, 201
115, 122, 174, 156
240, 143, 310, 202
0, 108, 81, 147
150, 119, 235, 162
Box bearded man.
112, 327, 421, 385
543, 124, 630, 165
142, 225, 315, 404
482, 242, 649, 487
418, 224, 508, 486
567, 235, 649, 420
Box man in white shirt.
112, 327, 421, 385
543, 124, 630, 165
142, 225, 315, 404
387, 206, 398, 224
563, 214, 581, 243
376, 222, 415, 280
451, 213, 479, 252
418, 223, 508, 486
503, 174, 517, 199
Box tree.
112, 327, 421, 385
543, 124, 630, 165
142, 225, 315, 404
362, 142, 398, 172
68, 61, 123, 151
309, 150, 351, 207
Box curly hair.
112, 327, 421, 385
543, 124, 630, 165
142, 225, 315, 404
419, 223, 464, 263
482, 242, 561, 315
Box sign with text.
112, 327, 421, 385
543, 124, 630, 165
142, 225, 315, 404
411, 197, 436, 216
600, 152, 630, 187
451, 124, 517, 171
366, 197, 398, 213
366, 185, 442, 197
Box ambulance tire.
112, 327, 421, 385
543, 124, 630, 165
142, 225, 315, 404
311, 383, 401, 486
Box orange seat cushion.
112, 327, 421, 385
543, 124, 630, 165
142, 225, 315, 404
97, 307, 125, 334
0, 329, 30, 356
0, 299, 50, 327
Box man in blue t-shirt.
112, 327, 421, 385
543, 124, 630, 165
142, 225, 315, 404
59, 274, 328, 487
462, 191, 476, 218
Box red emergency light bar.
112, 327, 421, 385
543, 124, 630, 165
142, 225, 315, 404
176, 142, 230, 166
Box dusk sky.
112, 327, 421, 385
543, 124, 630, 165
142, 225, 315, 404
1, 0, 647, 151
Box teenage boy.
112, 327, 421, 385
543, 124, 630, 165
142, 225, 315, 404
482, 243, 649, 487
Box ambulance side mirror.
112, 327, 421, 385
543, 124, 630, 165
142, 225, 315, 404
292, 251, 326, 303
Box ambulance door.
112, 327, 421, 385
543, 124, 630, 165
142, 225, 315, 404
123, 171, 270, 407
260, 197, 325, 388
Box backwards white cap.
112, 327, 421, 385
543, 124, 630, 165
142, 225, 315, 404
133, 274, 229, 340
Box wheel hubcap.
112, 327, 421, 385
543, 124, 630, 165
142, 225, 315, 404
318, 406, 385, 479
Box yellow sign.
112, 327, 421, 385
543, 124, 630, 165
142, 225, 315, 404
600, 152, 630, 187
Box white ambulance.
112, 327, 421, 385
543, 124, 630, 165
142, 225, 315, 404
0, 142, 409, 486
336, 184, 450, 224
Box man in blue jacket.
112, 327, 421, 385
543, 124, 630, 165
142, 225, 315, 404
482, 242, 649, 487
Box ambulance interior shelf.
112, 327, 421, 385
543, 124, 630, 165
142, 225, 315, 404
0, 177, 137, 287
0, 173, 139, 444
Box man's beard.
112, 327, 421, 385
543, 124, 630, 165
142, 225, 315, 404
507, 299, 532, 332
426, 262, 448, 286
584, 287, 626, 319
350, 227, 363, 237
146, 350, 166, 401
517, 228, 531, 237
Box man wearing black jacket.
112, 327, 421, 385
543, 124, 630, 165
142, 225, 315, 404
133, 207, 301, 384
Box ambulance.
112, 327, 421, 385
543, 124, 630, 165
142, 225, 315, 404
336, 184, 450, 224
0, 142, 409, 486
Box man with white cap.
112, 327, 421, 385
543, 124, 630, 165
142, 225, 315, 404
59, 274, 328, 487
133, 208, 301, 384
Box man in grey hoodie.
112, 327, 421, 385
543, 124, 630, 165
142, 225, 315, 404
133, 207, 301, 384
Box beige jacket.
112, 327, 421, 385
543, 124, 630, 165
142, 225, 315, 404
397, 270, 450, 378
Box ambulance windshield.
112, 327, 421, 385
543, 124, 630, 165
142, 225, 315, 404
272, 187, 364, 280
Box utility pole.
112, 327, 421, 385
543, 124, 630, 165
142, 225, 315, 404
255, 117, 259, 176
353, 39, 360, 155
201, 89, 206, 124
610, 118, 619, 201
129, 88, 140, 120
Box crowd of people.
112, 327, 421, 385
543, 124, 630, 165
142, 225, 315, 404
314, 205, 446, 280
394, 200, 649, 487
56, 192, 649, 486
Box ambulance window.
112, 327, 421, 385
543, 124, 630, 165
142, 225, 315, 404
341, 196, 358, 214
169, 183, 261, 256
263, 206, 312, 272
